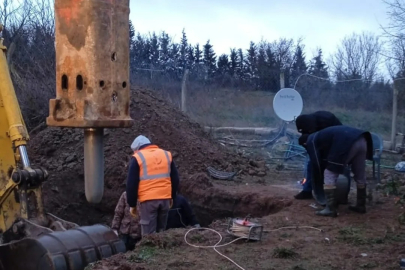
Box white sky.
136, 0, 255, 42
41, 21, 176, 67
129, 0, 389, 61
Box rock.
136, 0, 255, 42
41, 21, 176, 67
67, 162, 77, 169
51, 186, 59, 193
399, 186, 405, 193
65, 154, 76, 163
249, 160, 259, 167
248, 169, 256, 176
57, 166, 63, 171
257, 171, 266, 177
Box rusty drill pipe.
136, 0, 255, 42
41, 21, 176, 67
47, 0, 134, 203
84, 128, 104, 203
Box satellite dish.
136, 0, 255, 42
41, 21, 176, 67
273, 88, 303, 122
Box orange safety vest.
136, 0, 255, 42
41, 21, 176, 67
133, 145, 172, 202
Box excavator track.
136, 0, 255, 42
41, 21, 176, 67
0, 224, 126, 270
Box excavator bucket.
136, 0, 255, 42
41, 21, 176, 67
0, 224, 126, 270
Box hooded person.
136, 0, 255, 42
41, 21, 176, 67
301, 125, 373, 217
126, 135, 180, 235
295, 111, 343, 203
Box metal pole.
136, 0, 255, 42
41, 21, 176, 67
280, 71, 285, 89
181, 69, 189, 112
391, 83, 398, 151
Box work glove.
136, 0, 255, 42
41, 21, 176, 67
130, 207, 137, 218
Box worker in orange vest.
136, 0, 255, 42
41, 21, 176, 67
126, 135, 179, 235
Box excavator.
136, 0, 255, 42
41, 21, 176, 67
0, 0, 134, 269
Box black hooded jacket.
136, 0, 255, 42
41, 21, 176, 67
306, 125, 373, 175
296, 111, 342, 135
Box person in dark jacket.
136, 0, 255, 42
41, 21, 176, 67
294, 111, 343, 201
166, 194, 201, 230
301, 125, 373, 217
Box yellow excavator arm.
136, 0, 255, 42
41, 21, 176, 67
0, 0, 133, 269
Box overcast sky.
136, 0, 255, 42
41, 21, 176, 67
129, 0, 389, 61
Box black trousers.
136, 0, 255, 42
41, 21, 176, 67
119, 234, 140, 251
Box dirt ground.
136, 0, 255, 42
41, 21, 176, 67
85, 172, 405, 270
26, 87, 405, 270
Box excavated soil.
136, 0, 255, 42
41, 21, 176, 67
27, 87, 270, 226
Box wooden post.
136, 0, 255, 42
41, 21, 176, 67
181, 69, 189, 112
280, 71, 285, 89
391, 82, 398, 151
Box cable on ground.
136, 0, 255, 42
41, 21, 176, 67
184, 225, 323, 270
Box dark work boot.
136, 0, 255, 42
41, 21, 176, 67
294, 190, 313, 200
348, 186, 366, 213
316, 187, 338, 217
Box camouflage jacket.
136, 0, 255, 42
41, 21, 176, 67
111, 192, 140, 237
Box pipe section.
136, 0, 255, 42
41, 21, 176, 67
84, 128, 104, 203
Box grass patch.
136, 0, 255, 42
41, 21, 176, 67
336, 226, 400, 246
127, 246, 157, 263
272, 247, 299, 259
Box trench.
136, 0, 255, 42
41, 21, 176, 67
180, 173, 293, 227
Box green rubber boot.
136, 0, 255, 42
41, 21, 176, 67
348, 186, 366, 214
316, 187, 338, 217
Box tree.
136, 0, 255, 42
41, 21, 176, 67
179, 28, 188, 70
229, 48, 239, 78
237, 48, 245, 81
159, 31, 170, 68
330, 32, 382, 83
309, 48, 329, 78
203, 40, 217, 78
217, 54, 230, 76
245, 41, 258, 87
290, 45, 307, 88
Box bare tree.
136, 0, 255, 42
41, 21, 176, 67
329, 32, 382, 82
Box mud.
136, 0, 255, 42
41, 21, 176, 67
27, 87, 268, 227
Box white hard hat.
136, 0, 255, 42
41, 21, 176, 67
131, 135, 151, 151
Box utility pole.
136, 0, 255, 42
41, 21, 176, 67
391, 82, 398, 151
181, 69, 189, 112
280, 70, 285, 89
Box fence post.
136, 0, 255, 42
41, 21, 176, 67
391, 82, 398, 151
280, 71, 285, 89
181, 69, 189, 112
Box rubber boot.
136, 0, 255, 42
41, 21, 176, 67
316, 187, 338, 217
348, 186, 366, 213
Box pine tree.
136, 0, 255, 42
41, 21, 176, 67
149, 32, 160, 68
179, 28, 188, 70
290, 45, 307, 88
237, 48, 245, 81
194, 43, 203, 66
265, 46, 278, 92
309, 49, 328, 78
203, 40, 217, 78
229, 48, 239, 77
257, 44, 268, 89
245, 41, 258, 86
217, 54, 230, 76
159, 31, 170, 68
187, 45, 195, 70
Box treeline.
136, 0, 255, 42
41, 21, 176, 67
129, 25, 392, 112
0, 0, 402, 131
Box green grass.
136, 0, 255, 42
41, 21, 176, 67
184, 89, 405, 140
272, 247, 299, 259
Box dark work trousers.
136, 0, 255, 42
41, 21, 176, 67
119, 234, 140, 251
139, 199, 170, 235
324, 136, 367, 188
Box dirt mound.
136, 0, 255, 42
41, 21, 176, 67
27, 87, 267, 226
